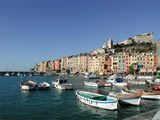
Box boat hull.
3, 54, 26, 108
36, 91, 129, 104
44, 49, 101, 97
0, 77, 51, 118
108, 96, 141, 106
119, 97, 141, 105
141, 94, 160, 99
152, 86, 160, 90
38, 82, 50, 90
38, 87, 50, 90
76, 91, 118, 110
21, 85, 37, 90
53, 82, 73, 90
121, 88, 160, 100
112, 82, 128, 86
84, 81, 98, 87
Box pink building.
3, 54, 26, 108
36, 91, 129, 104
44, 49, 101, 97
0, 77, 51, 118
104, 58, 112, 74
125, 52, 130, 72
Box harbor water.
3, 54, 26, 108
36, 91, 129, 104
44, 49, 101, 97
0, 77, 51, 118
0, 76, 160, 120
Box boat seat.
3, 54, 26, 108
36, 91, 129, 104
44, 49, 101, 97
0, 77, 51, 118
92, 96, 106, 101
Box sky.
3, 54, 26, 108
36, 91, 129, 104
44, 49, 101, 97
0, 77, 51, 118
0, 0, 160, 71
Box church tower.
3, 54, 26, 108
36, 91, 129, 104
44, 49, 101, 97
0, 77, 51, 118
108, 37, 113, 49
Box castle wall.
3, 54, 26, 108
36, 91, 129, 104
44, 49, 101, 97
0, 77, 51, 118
133, 32, 154, 43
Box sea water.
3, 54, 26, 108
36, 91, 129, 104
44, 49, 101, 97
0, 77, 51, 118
0, 76, 160, 120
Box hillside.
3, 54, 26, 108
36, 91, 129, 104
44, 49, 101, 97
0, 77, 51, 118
114, 42, 156, 53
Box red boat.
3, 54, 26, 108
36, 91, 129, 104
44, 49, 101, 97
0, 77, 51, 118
152, 85, 160, 90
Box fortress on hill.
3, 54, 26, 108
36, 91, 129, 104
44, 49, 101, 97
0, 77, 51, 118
119, 32, 154, 45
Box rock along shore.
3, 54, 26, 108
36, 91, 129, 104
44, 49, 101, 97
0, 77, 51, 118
124, 108, 160, 120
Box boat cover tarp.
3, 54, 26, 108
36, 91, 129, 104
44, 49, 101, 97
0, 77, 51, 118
21, 80, 36, 86
115, 78, 123, 83
79, 93, 106, 101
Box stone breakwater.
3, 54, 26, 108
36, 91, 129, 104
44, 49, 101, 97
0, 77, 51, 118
124, 108, 160, 120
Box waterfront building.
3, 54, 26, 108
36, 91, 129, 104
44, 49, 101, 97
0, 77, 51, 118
117, 53, 126, 73
32, 64, 40, 72
129, 53, 138, 70
110, 55, 118, 72
99, 55, 112, 75
40, 61, 54, 73
79, 53, 90, 73
125, 52, 130, 72
40, 61, 47, 72
52, 61, 55, 71
40, 62, 44, 72
139, 53, 158, 73
91, 55, 100, 73
68, 55, 80, 73
46, 61, 54, 72
54, 59, 61, 72
60, 57, 69, 73
156, 40, 160, 66
99, 55, 106, 75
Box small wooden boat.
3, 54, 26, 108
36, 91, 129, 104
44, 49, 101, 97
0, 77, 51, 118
84, 81, 98, 87
96, 80, 111, 87
20, 80, 37, 90
38, 82, 50, 90
97, 89, 142, 106
121, 87, 160, 99
76, 90, 118, 110
88, 74, 100, 79
52, 79, 73, 90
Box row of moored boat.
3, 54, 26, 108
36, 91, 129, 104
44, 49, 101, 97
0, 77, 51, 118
20, 79, 73, 90
76, 87, 160, 110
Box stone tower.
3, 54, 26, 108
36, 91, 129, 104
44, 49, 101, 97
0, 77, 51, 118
108, 37, 113, 49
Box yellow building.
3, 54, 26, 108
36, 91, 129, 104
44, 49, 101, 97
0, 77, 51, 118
110, 55, 118, 72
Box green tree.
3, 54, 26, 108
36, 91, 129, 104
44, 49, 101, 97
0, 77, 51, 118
128, 66, 136, 74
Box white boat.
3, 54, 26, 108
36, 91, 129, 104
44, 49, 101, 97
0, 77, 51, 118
124, 74, 136, 80
76, 90, 118, 110
84, 75, 89, 78
96, 80, 112, 87
121, 88, 160, 99
97, 89, 141, 106
84, 81, 98, 87
4, 73, 10, 76
84, 72, 89, 78
137, 75, 154, 80
106, 74, 124, 83
108, 92, 141, 106
52, 79, 73, 90
88, 74, 100, 79
128, 80, 146, 84
17, 73, 21, 76
20, 80, 37, 90
38, 82, 50, 90
154, 78, 160, 83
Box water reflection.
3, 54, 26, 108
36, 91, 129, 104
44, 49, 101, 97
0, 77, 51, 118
21, 90, 30, 94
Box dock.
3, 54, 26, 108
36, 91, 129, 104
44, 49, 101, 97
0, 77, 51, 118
124, 108, 160, 120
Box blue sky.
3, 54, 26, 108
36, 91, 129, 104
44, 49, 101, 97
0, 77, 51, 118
0, 0, 160, 71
